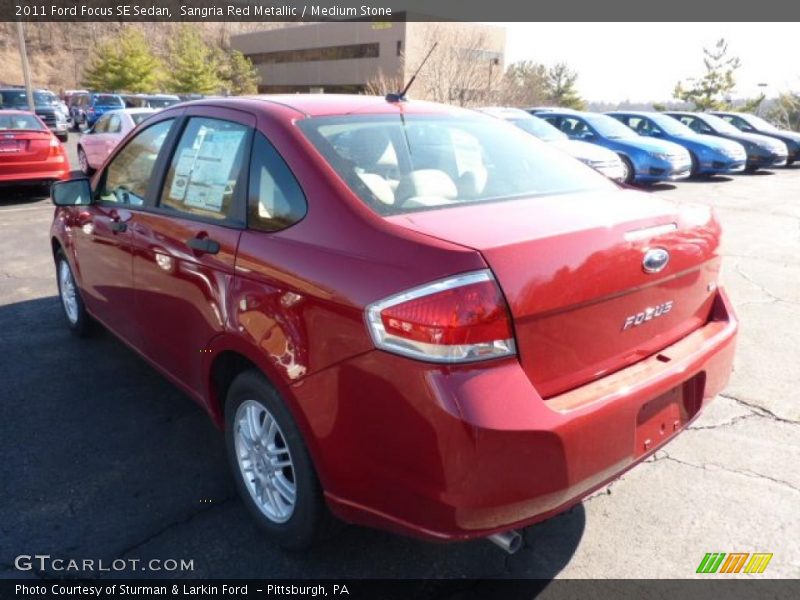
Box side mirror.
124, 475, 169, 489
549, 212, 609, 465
51, 178, 93, 206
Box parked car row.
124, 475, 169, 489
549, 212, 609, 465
523, 107, 796, 184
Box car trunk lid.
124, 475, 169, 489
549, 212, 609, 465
0, 130, 53, 162
386, 189, 721, 397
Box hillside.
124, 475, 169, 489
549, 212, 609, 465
0, 22, 281, 92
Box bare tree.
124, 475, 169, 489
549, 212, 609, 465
411, 23, 502, 107
364, 69, 406, 97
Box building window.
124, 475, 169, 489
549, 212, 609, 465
248, 43, 380, 65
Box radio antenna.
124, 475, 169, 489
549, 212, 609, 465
386, 42, 438, 103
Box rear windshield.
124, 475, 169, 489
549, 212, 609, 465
0, 114, 44, 131
93, 95, 124, 107
298, 114, 614, 216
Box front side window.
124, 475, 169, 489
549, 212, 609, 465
93, 115, 110, 134
99, 119, 175, 205
159, 117, 249, 222
248, 132, 307, 232
298, 114, 614, 216
107, 114, 122, 134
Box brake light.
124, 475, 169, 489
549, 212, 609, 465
49, 136, 64, 160
365, 270, 516, 363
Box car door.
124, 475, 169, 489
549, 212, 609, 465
71, 116, 179, 347
83, 113, 109, 166
130, 108, 254, 396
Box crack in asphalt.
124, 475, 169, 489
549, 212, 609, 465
733, 262, 800, 306
98, 495, 237, 579
719, 393, 800, 426
649, 452, 800, 495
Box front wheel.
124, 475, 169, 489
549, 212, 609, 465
619, 155, 635, 184
56, 250, 94, 336
225, 370, 338, 550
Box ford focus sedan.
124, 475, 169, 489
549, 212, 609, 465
664, 111, 788, 171
607, 111, 747, 176
0, 111, 70, 187
50, 96, 738, 552
539, 110, 692, 184
477, 107, 625, 181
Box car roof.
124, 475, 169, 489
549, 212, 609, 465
189, 94, 472, 118
475, 106, 533, 119
0, 109, 39, 116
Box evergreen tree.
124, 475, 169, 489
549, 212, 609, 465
166, 26, 221, 94
220, 50, 260, 96
673, 39, 740, 111
82, 27, 161, 93
545, 63, 585, 110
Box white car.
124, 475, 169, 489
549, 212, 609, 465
477, 107, 626, 182
76, 108, 157, 175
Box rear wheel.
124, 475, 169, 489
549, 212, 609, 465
56, 250, 93, 337
225, 370, 338, 550
619, 155, 634, 184
78, 147, 93, 176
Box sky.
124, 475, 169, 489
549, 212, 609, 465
500, 23, 800, 103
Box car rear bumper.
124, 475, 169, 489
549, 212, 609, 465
297, 288, 738, 542
0, 163, 70, 184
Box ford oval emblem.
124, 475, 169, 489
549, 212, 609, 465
643, 248, 670, 273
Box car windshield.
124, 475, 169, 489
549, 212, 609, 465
738, 113, 779, 132
93, 95, 124, 107
510, 116, 566, 142
130, 112, 154, 125
697, 113, 742, 134
583, 114, 639, 139
298, 114, 615, 216
0, 114, 44, 131
647, 113, 695, 136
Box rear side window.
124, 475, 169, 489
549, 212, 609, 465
99, 119, 175, 205
159, 117, 249, 222
248, 132, 306, 232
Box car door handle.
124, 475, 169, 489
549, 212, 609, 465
110, 221, 127, 233
186, 237, 220, 255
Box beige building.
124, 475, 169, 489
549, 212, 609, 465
231, 21, 506, 103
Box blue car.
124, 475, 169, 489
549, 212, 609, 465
607, 111, 747, 176
539, 111, 692, 184
70, 92, 125, 130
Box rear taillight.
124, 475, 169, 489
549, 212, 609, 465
49, 136, 64, 160
365, 270, 516, 363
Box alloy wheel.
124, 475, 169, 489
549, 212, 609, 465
58, 260, 79, 325
233, 399, 297, 523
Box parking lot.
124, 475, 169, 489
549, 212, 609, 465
1, 136, 798, 581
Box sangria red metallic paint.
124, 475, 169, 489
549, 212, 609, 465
50, 96, 737, 547
0, 110, 70, 185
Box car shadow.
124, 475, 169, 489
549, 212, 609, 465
0, 184, 50, 206
0, 296, 585, 585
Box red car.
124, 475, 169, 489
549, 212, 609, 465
49, 96, 737, 552
0, 110, 70, 187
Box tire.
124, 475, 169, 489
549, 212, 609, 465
71, 116, 81, 132
224, 370, 338, 550
57, 133, 68, 143
55, 250, 94, 337
688, 151, 700, 178
78, 147, 93, 176
619, 155, 635, 184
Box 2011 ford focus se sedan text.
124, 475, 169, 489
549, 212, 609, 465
49, 95, 738, 552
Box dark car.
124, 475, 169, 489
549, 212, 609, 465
70, 92, 125, 130
664, 112, 788, 171
0, 88, 69, 142
711, 111, 800, 166
49, 95, 737, 552
121, 94, 181, 109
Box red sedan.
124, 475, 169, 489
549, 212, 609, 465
0, 110, 70, 187
49, 96, 737, 552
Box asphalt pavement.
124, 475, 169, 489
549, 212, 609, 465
0, 136, 797, 582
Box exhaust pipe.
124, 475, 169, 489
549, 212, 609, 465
487, 530, 522, 554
